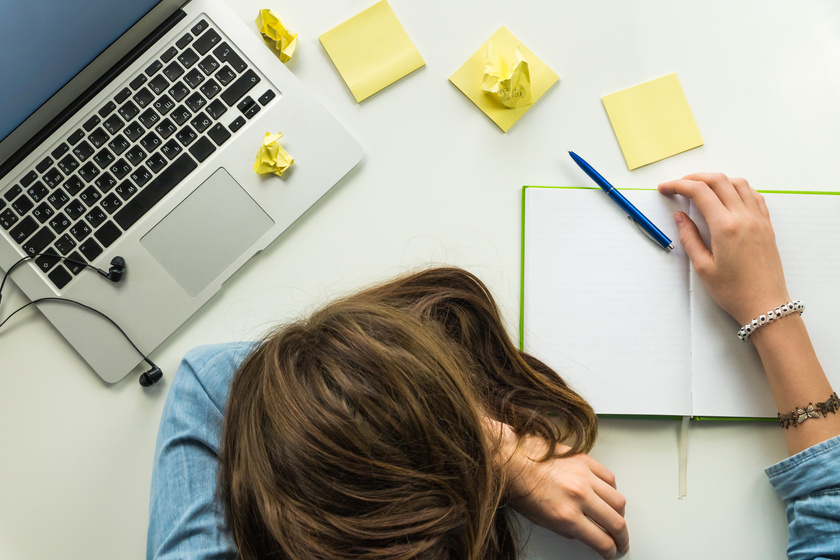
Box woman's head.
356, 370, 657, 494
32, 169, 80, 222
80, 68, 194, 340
220, 267, 596, 560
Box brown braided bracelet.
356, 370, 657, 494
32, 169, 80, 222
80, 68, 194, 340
778, 392, 840, 429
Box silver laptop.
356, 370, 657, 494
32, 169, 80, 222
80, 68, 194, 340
0, 0, 363, 383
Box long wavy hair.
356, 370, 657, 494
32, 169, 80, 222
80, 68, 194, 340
219, 267, 597, 560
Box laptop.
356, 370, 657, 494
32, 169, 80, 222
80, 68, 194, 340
0, 0, 363, 383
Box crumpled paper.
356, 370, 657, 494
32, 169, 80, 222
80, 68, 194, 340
254, 132, 294, 177
480, 43, 532, 109
256, 9, 298, 63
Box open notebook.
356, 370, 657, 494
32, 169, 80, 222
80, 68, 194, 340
521, 186, 840, 419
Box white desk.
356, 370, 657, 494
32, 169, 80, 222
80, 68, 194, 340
1, 1, 838, 558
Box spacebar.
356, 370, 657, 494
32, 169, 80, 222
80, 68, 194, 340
114, 153, 197, 230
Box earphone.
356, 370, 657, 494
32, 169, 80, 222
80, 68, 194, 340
0, 253, 163, 388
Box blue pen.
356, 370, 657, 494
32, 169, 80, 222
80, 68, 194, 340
568, 151, 674, 251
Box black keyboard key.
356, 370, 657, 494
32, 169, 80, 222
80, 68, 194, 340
27, 182, 48, 202
229, 116, 246, 132
103, 114, 125, 135
146, 153, 167, 174
133, 87, 155, 108
188, 137, 216, 163
114, 153, 196, 230
153, 94, 175, 116
79, 238, 103, 261
65, 200, 85, 220
58, 154, 80, 175
12, 194, 34, 215
161, 46, 178, 63
4, 185, 22, 201
108, 134, 130, 156
191, 19, 209, 36
69, 222, 92, 241
222, 70, 260, 107
145, 60, 163, 76
129, 74, 147, 90
119, 101, 140, 121
10, 216, 38, 243
175, 33, 193, 49
63, 176, 84, 196
73, 141, 95, 162
170, 105, 191, 126
194, 29, 221, 55
88, 127, 110, 148
20, 171, 38, 188
114, 181, 138, 201
237, 96, 255, 113
35, 250, 61, 273
55, 233, 77, 255
190, 112, 212, 133
51, 143, 70, 159
184, 68, 204, 88
65, 252, 86, 275
124, 122, 145, 143
49, 212, 71, 234
83, 115, 100, 131
98, 101, 117, 118
213, 43, 246, 73
169, 82, 190, 103
175, 126, 197, 147
207, 123, 231, 146
93, 148, 115, 169
115, 87, 132, 104
131, 165, 152, 188
185, 92, 206, 113
200, 79, 221, 100
149, 74, 169, 95
48, 265, 73, 289
206, 99, 226, 120
95, 172, 117, 193
160, 139, 183, 160
79, 186, 101, 207
32, 202, 54, 223
163, 61, 185, 82
23, 226, 56, 255
47, 188, 69, 210
43, 168, 64, 188
258, 89, 276, 105
215, 66, 236, 86
138, 108, 161, 129
198, 55, 219, 76
100, 193, 123, 214
68, 129, 85, 146
1, 208, 19, 229
85, 207, 107, 228
140, 132, 162, 152
155, 118, 177, 140
110, 159, 132, 180
125, 146, 146, 167
36, 157, 53, 174
178, 48, 199, 69
94, 221, 122, 248
78, 162, 100, 183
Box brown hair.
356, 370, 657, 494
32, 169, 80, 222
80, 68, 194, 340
219, 267, 596, 560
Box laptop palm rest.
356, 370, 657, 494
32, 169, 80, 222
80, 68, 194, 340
141, 168, 275, 296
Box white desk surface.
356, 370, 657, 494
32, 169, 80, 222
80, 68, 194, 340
2, 1, 838, 558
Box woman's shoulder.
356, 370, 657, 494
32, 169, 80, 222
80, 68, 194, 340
173, 341, 259, 412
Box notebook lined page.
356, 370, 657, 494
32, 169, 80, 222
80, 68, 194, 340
522, 187, 691, 416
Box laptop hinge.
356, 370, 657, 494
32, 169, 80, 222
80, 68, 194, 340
0, 9, 188, 181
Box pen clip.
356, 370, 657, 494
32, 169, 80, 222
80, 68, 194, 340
628, 215, 666, 249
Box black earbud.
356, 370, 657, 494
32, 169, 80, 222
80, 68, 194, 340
139, 366, 163, 387
99, 256, 126, 283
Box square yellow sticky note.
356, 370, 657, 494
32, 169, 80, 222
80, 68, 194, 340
449, 26, 558, 133
602, 73, 704, 170
319, 0, 425, 102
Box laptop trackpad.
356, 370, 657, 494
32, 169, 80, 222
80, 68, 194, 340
141, 168, 275, 296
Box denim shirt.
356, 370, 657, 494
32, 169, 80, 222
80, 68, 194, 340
147, 343, 840, 559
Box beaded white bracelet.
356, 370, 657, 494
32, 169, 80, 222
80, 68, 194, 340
737, 300, 804, 341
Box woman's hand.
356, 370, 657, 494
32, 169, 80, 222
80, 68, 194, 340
657, 173, 789, 325
487, 420, 628, 559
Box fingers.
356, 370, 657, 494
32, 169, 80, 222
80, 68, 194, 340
681, 173, 745, 210
729, 177, 759, 210
658, 178, 726, 221
571, 513, 627, 559
593, 476, 626, 517
672, 212, 713, 273
586, 456, 617, 489
583, 489, 630, 557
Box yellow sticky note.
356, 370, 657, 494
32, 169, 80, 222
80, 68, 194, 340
319, 1, 425, 102
256, 9, 297, 63
450, 26, 558, 133
254, 132, 294, 177
601, 73, 704, 170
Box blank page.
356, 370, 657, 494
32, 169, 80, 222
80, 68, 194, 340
522, 187, 691, 416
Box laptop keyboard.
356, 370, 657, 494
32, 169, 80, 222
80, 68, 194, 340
0, 17, 277, 290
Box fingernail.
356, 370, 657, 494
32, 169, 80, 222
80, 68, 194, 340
673, 212, 684, 226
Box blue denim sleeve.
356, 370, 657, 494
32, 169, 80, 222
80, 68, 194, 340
765, 435, 840, 560
146, 342, 255, 560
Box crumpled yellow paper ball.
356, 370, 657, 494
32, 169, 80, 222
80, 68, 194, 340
254, 132, 294, 177
256, 9, 298, 63
481, 43, 533, 109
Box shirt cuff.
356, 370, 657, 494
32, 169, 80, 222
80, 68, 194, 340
765, 434, 840, 501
